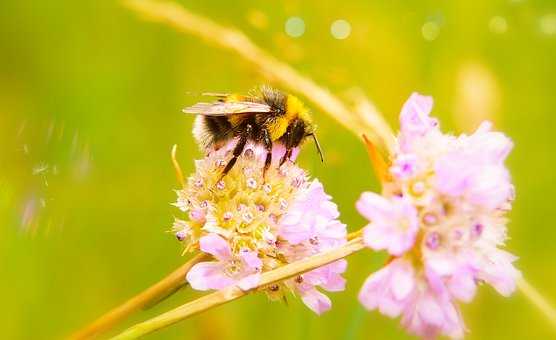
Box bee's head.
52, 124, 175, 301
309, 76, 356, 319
284, 95, 323, 162
284, 118, 324, 162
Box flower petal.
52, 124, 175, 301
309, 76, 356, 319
199, 233, 232, 260
391, 263, 415, 300
300, 288, 332, 315
240, 249, 262, 270
356, 192, 393, 222
399, 92, 435, 136
186, 262, 234, 290
237, 273, 261, 291
358, 266, 390, 311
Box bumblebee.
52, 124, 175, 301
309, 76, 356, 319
183, 86, 323, 178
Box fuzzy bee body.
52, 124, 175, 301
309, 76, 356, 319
184, 86, 322, 178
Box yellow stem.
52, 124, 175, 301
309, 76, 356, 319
110, 237, 365, 339
347, 229, 363, 241
171, 144, 186, 188
69, 253, 208, 340
122, 0, 395, 154
517, 277, 556, 331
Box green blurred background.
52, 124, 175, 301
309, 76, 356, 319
1, 1, 555, 339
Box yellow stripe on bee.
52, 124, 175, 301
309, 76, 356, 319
269, 95, 312, 141
269, 117, 289, 140
287, 95, 312, 124
228, 114, 245, 126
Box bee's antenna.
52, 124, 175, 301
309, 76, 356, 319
311, 133, 324, 162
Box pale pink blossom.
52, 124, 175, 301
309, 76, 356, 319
357, 92, 519, 339
178, 140, 347, 314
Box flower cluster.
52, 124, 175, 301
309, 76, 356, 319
173, 141, 347, 314
357, 93, 520, 338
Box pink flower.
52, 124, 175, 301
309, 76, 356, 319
357, 93, 519, 338
187, 234, 262, 291
357, 192, 419, 256
177, 140, 347, 314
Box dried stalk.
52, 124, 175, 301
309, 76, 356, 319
123, 0, 395, 154
70, 253, 208, 340
110, 237, 366, 339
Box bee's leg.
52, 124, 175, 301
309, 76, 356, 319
262, 128, 273, 179
220, 124, 252, 180
279, 148, 292, 166
279, 130, 291, 166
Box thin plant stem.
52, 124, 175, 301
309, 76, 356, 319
122, 0, 395, 154
110, 237, 366, 339
171, 144, 186, 188
347, 229, 363, 241
517, 277, 556, 331
70, 253, 208, 340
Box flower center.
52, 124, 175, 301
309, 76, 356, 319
471, 223, 484, 238
425, 231, 441, 250
409, 180, 426, 197
175, 142, 309, 256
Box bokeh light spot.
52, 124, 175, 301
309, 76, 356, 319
489, 16, 508, 34
422, 21, 440, 41
247, 9, 269, 30
285, 17, 305, 38
539, 14, 556, 36
330, 19, 351, 39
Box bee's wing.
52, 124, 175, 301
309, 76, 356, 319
182, 101, 271, 116
201, 92, 230, 98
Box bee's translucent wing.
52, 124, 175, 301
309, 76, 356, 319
182, 101, 271, 116
201, 92, 230, 98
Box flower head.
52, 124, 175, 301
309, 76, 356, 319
174, 140, 347, 314
357, 93, 520, 338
